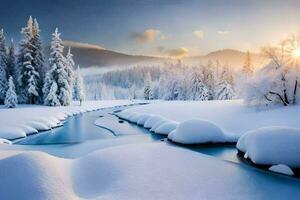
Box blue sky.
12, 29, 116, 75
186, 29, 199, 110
1, 0, 300, 56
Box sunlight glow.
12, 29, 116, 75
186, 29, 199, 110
292, 49, 300, 58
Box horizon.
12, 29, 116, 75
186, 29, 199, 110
0, 0, 300, 57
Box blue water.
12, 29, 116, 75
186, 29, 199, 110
15, 106, 164, 145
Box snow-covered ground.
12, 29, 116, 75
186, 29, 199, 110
1, 142, 300, 200
0, 100, 136, 139
1, 100, 300, 199
122, 100, 300, 139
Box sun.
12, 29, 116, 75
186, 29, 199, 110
292, 49, 300, 58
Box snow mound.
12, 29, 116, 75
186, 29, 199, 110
0, 138, 12, 144
168, 119, 226, 144
269, 164, 294, 176
143, 115, 166, 129
136, 114, 152, 126
26, 121, 51, 131
0, 152, 76, 200
150, 119, 168, 132
154, 121, 178, 135
0, 100, 134, 139
0, 127, 26, 139
237, 127, 300, 167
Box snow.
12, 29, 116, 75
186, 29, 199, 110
269, 164, 295, 176
136, 114, 153, 126
154, 121, 178, 135
124, 100, 300, 140
0, 100, 135, 139
143, 115, 166, 129
1, 142, 300, 200
168, 119, 226, 144
237, 127, 300, 167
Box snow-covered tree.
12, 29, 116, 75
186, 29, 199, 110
17, 17, 41, 104
31, 18, 45, 101
0, 29, 7, 103
65, 48, 75, 87
215, 66, 236, 100
6, 39, 16, 81
44, 81, 60, 106
44, 28, 71, 106
4, 76, 17, 108
242, 51, 254, 76
189, 70, 209, 101
144, 72, 152, 100
73, 65, 85, 104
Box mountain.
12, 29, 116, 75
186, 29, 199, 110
44, 41, 166, 68
183, 49, 269, 70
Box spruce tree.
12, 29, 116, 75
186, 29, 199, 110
5, 76, 18, 108
73, 65, 85, 105
44, 80, 60, 106
242, 51, 254, 75
31, 18, 45, 102
143, 72, 152, 100
6, 39, 16, 81
17, 16, 41, 104
65, 48, 75, 85
0, 29, 7, 103
189, 71, 209, 101
43, 28, 71, 106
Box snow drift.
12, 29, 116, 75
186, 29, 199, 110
168, 119, 227, 144
237, 127, 300, 168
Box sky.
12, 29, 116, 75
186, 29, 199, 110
1, 0, 300, 57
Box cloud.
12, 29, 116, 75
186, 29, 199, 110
131, 29, 162, 43
157, 46, 189, 57
193, 30, 204, 39
217, 31, 230, 35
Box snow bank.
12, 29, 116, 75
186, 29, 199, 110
124, 100, 300, 139
0, 100, 133, 140
168, 119, 227, 144
237, 127, 300, 167
269, 164, 294, 176
154, 121, 178, 135
1, 143, 300, 200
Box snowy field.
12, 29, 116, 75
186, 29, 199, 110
0, 100, 136, 139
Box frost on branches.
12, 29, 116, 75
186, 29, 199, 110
244, 35, 300, 106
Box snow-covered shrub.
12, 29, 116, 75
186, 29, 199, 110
168, 119, 226, 144
237, 126, 300, 167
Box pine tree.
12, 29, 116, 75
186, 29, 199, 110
31, 18, 45, 102
43, 28, 71, 106
144, 72, 152, 100
65, 48, 75, 96
242, 51, 254, 75
17, 16, 41, 104
6, 39, 16, 81
44, 81, 60, 106
0, 29, 7, 103
73, 65, 85, 105
215, 66, 236, 100
4, 76, 17, 108
189, 71, 209, 101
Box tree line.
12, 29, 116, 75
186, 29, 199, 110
0, 17, 85, 108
